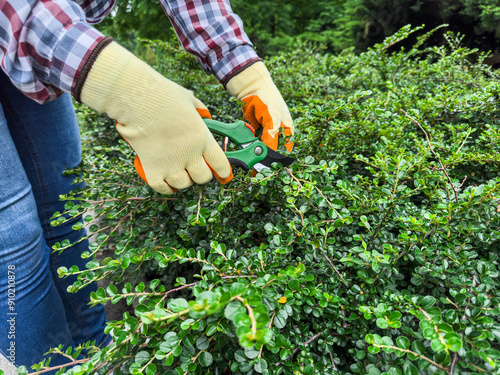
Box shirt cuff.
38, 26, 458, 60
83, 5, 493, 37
49, 21, 106, 97
211, 44, 261, 87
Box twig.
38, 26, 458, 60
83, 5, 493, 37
275, 329, 348, 366
449, 275, 478, 374
314, 186, 343, 220
318, 245, 348, 285
27, 358, 89, 374
401, 110, 459, 203
195, 188, 203, 222
469, 363, 487, 372
458, 176, 467, 189
328, 351, 336, 370
446, 297, 459, 309
369, 204, 394, 244
449, 353, 459, 374
83, 197, 176, 203
372, 345, 448, 371
461, 275, 477, 321
290, 331, 324, 357
234, 296, 257, 336
259, 312, 276, 358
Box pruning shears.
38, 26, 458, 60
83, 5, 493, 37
204, 118, 295, 173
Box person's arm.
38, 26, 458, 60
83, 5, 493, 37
0, 1, 232, 194
160, 0, 294, 151
158, 0, 260, 85
0, 0, 106, 103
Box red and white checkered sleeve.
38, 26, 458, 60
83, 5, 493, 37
159, 0, 261, 85
0, 0, 106, 103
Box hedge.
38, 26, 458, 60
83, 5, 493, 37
22, 26, 500, 375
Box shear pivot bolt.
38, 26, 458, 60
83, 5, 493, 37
254, 146, 263, 156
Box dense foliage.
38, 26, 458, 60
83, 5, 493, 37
20, 26, 500, 375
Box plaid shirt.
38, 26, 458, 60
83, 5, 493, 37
0, 0, 259, 103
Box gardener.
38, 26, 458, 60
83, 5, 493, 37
0, 0, 293, 372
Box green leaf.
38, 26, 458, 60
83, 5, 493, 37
368, 345, 380, 354
129, 362, 142, 375
171, 344, 182, 357
180, 318, 195, 330
447, 335, 463, 352
168, 298, 189, 312
234, 312, 251, 327
288, 279, 300, 291
199, 351, 213, 367
356, 350, 367, 360
403, 362, 418, 375
397, 336, 410, 350
162, 332, 180, 350
164, 354, 174, 366
245, 348, 260, 359
332, 199, 343, 209
431, 338, 446, 352
411, 340, 425, 355
135, 351, 150, 365
304, 364, 315, 375
230, 282, 246, 296
146, 363, 156, 375
421, 296, 436, 309
376, 318, 389, 329
206, 324, 217, 336
234, 350, 246, 363
225, 301, 243, 320
196, 335, 210, 350
274, 309, 288, 329
389, 311, 402, 320
254, 358, 268, 373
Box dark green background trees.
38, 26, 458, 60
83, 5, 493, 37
97, 0, 500, 56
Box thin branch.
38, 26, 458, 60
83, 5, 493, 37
318, 245, 348, 285
449, 353, 459, 375
372, 344, 448, 371
27, 358, 89, 374
234, 296, 257, 336
259, 312, 276, 358
291, 331, 324, 357
458, 176, 467, 189
401, 110, 459, 203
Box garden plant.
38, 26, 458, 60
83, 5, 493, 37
10, 25, 500, 375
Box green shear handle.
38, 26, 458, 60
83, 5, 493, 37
204, 118, 268, 171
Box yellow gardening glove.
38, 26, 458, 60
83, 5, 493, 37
80, 42, 232, 194
226, 61, 294, 152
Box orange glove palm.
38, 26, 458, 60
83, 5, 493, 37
226, 62, 294, 151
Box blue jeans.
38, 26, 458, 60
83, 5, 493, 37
0, 71, 110, 373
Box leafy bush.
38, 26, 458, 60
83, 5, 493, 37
25, 26, 500, 375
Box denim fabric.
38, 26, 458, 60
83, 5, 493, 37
0, 71, 111, 373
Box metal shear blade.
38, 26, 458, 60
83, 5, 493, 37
253, 148, 295, 172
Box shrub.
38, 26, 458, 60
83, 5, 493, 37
24, 26, 500, 375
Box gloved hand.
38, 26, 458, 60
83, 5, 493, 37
226, 61, 294, 152
80, 42, 232, 194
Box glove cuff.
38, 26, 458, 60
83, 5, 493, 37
79, 42, 139, 116
226, 61, 272, 100
73, 36, 114, 103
